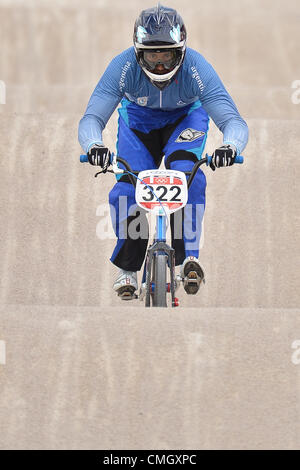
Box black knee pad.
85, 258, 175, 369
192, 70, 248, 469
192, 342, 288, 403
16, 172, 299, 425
165, 150, 198, 169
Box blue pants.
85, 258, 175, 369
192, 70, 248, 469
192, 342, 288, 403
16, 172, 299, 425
109, 99, 209, 271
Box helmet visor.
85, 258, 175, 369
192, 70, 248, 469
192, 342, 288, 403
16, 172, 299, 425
143, 49, 177, 72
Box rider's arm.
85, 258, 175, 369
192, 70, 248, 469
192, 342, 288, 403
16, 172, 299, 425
78, 51, 133, 153
189, 51, 248, 155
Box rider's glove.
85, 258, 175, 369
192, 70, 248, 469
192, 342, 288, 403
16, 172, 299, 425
210, 144, 237, 171
87, 144, 111, 172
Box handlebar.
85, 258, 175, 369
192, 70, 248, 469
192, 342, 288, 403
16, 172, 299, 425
80, 153, 244, 188
79, 154, 244, 165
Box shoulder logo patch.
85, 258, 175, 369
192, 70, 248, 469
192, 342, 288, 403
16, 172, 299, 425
175, 128, 205, 143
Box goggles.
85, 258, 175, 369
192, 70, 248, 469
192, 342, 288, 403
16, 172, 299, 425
143, 49, 177, 71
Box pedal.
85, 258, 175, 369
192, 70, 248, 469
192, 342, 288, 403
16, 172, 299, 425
117, 286, 138, 300
183, 271, 203, 295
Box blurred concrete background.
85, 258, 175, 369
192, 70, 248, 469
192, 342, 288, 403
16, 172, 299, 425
0, 0, 300, 450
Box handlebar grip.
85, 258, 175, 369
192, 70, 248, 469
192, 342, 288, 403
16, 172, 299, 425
205, 153, 244, 165
80, 153, 115, 163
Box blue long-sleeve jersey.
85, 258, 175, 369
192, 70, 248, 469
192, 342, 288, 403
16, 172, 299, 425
78, 47, 248, 155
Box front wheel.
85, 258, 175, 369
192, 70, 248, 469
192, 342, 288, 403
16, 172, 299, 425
152, 253, 167, 307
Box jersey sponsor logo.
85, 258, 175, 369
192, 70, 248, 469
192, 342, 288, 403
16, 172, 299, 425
137, 96, 148, 106
119, 61, 131, 93
191, 66, 205, 93
175, 128, 205, 143
177, 100, 186, 106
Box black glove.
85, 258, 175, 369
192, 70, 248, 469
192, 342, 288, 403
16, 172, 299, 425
210, 144, 237, 171
87, 144, 111, 172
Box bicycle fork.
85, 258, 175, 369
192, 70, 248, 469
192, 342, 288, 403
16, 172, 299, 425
141, 212, 179, 307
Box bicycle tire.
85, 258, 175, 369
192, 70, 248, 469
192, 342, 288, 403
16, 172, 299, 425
152, 253, 167, 307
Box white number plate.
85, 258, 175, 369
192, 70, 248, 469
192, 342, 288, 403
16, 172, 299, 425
135, 169, 188, 214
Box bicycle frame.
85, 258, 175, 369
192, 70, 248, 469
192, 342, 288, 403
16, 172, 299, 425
156, 213, 167, 242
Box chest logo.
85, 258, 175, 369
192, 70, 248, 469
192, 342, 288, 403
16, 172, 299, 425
175, 128, 205, 143
137, 96, 148, 106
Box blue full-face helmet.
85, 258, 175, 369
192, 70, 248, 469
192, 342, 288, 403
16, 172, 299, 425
133, 4, 187, 90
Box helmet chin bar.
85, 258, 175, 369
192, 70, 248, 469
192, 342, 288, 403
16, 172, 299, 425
142, 61, 182, 89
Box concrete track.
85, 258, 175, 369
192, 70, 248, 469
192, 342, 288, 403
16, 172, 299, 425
0, 0, 300, 450
1, 305, 300, 450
